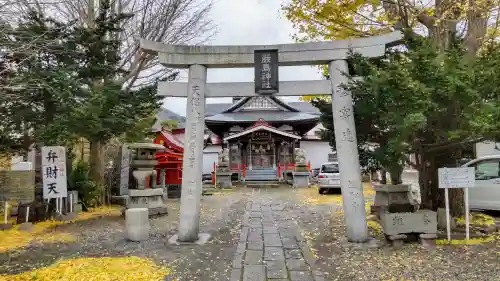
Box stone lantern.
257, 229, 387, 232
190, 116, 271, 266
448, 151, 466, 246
127, 142, 168, 216
292, 148, 310, 188
216, 148, 232, 188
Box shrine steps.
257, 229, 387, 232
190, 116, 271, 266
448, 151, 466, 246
245, 181, 280, 188
245, 168, 279, 182
244, 168, 280, 188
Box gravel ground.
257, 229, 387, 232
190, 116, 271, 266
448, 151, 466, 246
1, 187, 500, 281
287, 187, 500, 281
0, 193, 247, 280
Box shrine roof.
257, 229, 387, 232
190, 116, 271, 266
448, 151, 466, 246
206, 96, 320, 123
153, 96, 321, 131
205, 111, 319, 123
224, 120, 301, 141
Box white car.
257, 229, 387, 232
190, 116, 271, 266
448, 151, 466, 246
461, 155, 500, 210
318, 162, 341, 194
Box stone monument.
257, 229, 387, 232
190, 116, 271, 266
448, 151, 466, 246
127, 142, 168, 217
216, 148, 232, 188
293, 148, 309, 188
373, 183, 437, 245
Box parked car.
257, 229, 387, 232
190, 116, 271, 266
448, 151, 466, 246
461, 155, 500, 210
318, 162, 341, 194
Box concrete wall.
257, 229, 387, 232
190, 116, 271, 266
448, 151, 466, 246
299, 140, 333, 169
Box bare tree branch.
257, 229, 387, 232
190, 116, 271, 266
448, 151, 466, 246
0, 0, 216, 89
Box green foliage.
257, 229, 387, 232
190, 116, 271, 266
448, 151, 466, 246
123, 114, 158, 143
160, 120, 179, 131
70, 161, 103, 209
0, 0, 160, 157
313, 35, 500, 211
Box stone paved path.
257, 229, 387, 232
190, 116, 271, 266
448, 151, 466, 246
230, 199, 325, 281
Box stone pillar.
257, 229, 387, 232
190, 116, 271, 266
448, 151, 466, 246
159, 168, 166, 189
272, 141, 276, 169
118, 144, 130, 196
328, 60, 369, 243
178, 64, 207, 242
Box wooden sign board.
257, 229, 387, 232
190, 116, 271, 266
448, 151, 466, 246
438, 167, 475, 189
41, 146, 68, 199
251, 131, 271, 141
254, 49, 279, 94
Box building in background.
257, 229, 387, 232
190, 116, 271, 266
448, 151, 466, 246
154, 96, 336, 181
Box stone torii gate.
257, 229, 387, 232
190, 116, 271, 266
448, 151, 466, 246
140, 31, 403, 243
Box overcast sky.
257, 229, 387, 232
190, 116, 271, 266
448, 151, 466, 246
161, 0, 323, 116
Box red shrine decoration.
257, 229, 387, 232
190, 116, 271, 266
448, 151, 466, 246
154, 130, 184, 185
154, 129, 222, 185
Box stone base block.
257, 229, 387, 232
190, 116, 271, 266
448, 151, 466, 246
18, 222, 33, 232
128, 188, 167, 217
340, 237, 386, 249
391, 239, 405, 248
148, 206, 168, 216
61, 212, 78, 221
168, 233, 211, 245
292, 172, 309, 188
380, 210, 437, 236
111, 195, 129, 206
388, 234, 407, 241
216, 172, 232, 189
419, 233, 437, 247
125, 208, 150, 242
74, 204, 83, 213
0, 223, 12, 231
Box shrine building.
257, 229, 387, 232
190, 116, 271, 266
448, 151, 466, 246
153, 96, 337, 183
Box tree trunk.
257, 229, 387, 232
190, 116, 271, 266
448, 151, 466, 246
380, 169, 387, 184
89, 140, 105, 186
418, 150, 464, 216
388, 162, 403, 185
390, 170, 402, 185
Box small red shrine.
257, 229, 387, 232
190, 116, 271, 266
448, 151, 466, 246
154, 129, 184, 185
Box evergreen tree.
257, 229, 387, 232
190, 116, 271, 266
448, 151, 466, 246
313, 36, 500, 215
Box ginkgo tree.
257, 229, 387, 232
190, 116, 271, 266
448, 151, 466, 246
283, 0, 500, 215
283, 0, 500, 101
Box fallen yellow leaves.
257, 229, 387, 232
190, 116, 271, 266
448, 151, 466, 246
456, 212, 496, 227
435, 235, 497, 245
0, 256, 170, 281
0, 205, 121, 253
367, 220, 383, 236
